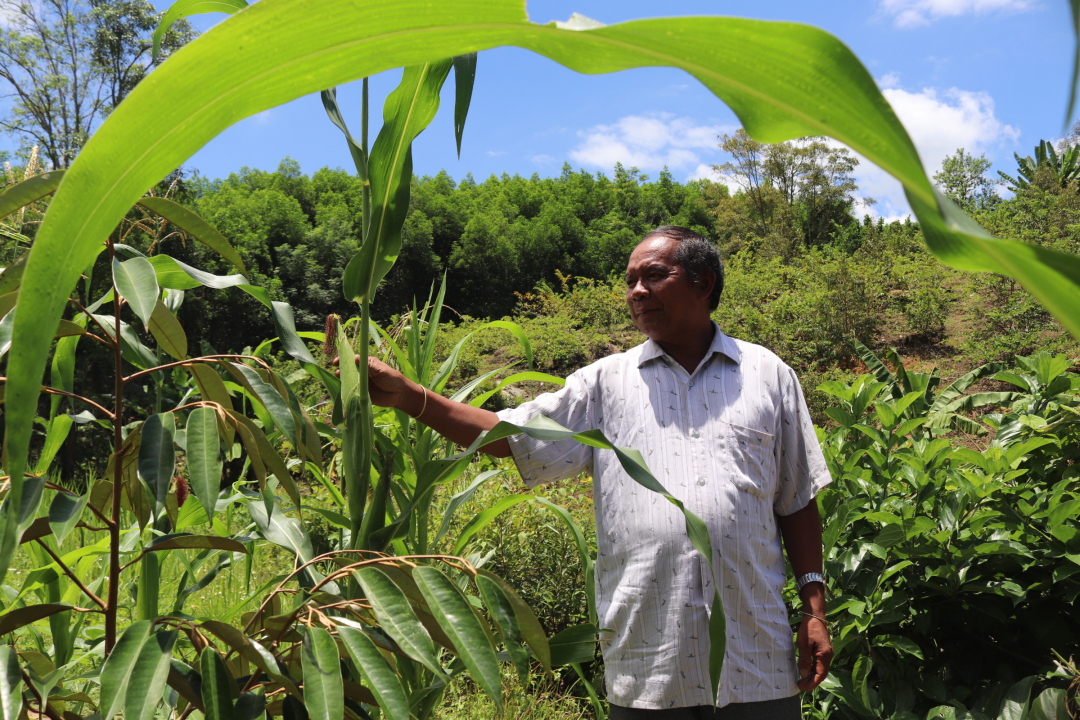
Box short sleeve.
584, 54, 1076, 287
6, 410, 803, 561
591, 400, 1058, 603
495, 369, 595, 488
772, 364, 832, 516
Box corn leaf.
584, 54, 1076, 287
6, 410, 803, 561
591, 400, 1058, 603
0, 171, 64, 220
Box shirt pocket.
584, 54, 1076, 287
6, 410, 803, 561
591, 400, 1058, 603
721, 420, 777, 499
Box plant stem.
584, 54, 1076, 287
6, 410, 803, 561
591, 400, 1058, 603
105, 238, 123, 655
34, 538, 107, 610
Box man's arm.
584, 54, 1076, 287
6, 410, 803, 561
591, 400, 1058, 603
777, 498, 833, 691
343, 355, 512, 458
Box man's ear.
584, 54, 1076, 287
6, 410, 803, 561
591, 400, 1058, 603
697, 269, 717, 299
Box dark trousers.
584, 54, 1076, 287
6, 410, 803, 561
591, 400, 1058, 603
609, 695, 801, 720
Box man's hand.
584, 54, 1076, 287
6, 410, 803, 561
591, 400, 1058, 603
333, 355, 415, 410
796, 613, 833, 691
332, 353, 511, 457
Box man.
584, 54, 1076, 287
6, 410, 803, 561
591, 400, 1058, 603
358, 226, 833, 718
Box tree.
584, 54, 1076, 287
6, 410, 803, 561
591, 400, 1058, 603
712, 131, 864, 253
0, 0, 193, 168
934, 148, 1000, 211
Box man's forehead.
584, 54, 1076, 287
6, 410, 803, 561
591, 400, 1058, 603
627, 236, 678, 267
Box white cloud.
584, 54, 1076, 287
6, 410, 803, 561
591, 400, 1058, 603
847, 84, 1019, 218
569, 114, 735, 174
531, 154, 557, 166
486, 150, 507, 157
253, 110, 273, 125
880, 0, 1036, 27
878, 72, 902, 89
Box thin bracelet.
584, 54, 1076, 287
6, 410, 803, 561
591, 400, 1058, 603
415, 386, 428, 420
802, 611, 829, 626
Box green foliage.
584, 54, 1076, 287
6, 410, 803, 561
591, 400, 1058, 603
810, 346, 1080, 719
933, 148, 1000, 213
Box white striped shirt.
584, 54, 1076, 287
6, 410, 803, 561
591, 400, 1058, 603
496, 324, 830, 709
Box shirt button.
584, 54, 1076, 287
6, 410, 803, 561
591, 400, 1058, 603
691, 430, 700, 438
688, 381, 694, 388
697, 477, 707, 486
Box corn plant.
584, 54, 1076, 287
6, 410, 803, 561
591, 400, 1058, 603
0, 181, 577, 720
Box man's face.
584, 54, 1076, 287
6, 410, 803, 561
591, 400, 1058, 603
624, 236, 713, 343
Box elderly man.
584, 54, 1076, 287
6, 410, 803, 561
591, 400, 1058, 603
360, 226, 833, 719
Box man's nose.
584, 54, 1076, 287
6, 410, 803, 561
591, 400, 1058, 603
628, 279, 649, 300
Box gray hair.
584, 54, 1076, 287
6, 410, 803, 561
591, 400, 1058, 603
641, 225, 724, 310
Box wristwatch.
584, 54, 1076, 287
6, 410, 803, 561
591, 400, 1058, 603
796, 572, 825, 594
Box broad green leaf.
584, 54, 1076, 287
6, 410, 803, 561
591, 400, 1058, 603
337, 626, 410, 720
412, 565, 502, 711
0, 647, 22, 720
153, 0, 248, 60
186, 407, 223, 522
137, 552, 161, 622
223, 362, 297, 447
139, 413, 176, 519
148, 254, 250, 290
475, 574, 529, 683
112, 256, 159, 330
125, 629, 179, 720
100, 620, 153, 720
547, 624, 598, 666
852, 655, 873, 715
453, 494, 531, 555
92, 314, 158, 369
1000, 676, 1036, 720
139, 197, 246, 273
353, 566, 443, 677
199, 647, 237, 720
148, 299, 188, 359
147, 533, 248, 553
475, 569, 551, 673
48, 491, 88, 546
0, 171, 64, 220
1030, 688, 1069, 720
0, 604, 71, 636
452, 53, 477, 157
301, 628, 343, 720
343, 59, 452, 303
235, 690, 266, 720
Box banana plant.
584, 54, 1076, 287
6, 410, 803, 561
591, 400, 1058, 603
997, 139, 1080, 191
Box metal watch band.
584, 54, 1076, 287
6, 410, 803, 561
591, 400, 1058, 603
796, 572, 825, 593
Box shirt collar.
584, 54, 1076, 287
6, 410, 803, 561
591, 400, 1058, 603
637, 322, 741, 369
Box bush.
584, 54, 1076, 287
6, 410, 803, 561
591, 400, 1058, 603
808, 351, 1080, 718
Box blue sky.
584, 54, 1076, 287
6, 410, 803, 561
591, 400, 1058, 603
155, 0, 1074, 219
